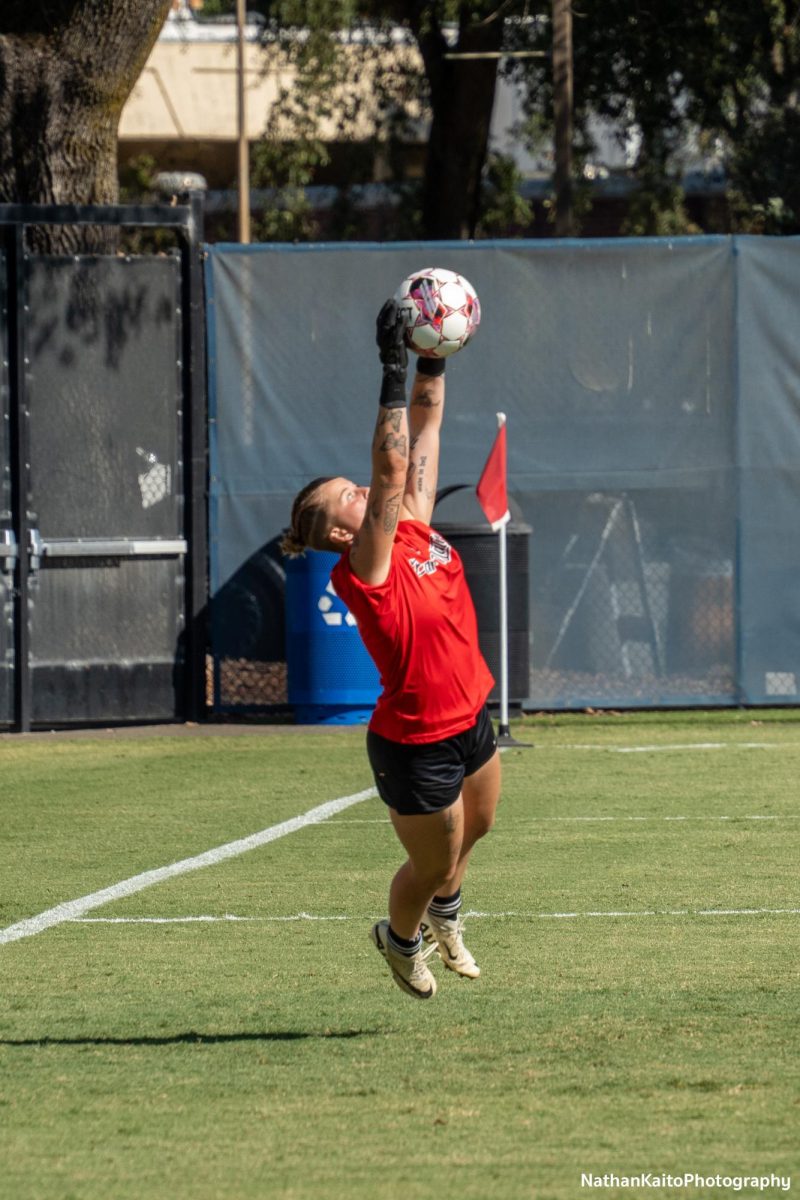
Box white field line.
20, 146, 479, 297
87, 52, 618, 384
556, 741, 787, 753
75, 913, 351, 924
0, 786, 376, 947
470, 907, 800, 919
511, 907, 800, 919
326, 814, 800, 824
507, 814, 800, 822
68, 906, 800, 925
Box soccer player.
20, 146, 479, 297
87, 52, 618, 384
280, 299, 501, 1000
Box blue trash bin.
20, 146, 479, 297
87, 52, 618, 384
284, 550, 380, 724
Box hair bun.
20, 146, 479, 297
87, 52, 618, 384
280, 530, 307, 558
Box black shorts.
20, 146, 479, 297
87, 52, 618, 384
366, 704, 498, 816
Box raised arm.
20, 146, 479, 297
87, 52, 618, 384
402, 358, 445, 526
348, 301, 410, 587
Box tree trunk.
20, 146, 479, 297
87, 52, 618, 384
414, 11, 504, 240
0, 0, 172, 251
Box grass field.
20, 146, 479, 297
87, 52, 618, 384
1, 709, 798, 1200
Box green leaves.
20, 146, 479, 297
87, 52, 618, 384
172, 1, 800, 237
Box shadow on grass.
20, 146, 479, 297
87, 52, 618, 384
0, 1029, 379, 1047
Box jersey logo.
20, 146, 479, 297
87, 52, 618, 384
408, 532, 452, 578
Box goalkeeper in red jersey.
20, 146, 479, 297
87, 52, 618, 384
281, 300, 501, 1000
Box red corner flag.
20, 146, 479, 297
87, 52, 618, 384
476, 413, 510, 530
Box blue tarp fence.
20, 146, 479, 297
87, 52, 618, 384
205, 237, 800, 711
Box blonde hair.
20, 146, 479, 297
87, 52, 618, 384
280, 476, 335, 558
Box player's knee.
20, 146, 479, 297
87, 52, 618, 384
435, 858, 463, 894
465, 804, 496, 845
415, 859, 459, 895
475, 808, 496, 839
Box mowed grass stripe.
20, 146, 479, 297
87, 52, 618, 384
0, 730, 373, 926
44, 724, 800, 924
0, 786, 376, 946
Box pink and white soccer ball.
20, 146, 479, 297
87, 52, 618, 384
394, 267, 480, 358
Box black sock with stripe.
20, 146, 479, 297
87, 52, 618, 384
428, 889, 462, 921
388, 926, 422, 956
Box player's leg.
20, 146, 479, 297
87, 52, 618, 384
387, 799, 465, 937
370, 802, 463, 1000
450, 746, 501, 891
366, 727, 468, 999
422, 712, 501, 978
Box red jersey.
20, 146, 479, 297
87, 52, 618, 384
331, 520, 494, 744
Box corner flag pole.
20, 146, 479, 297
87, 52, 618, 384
497, 481, 511, 738
476, 413, 531, 748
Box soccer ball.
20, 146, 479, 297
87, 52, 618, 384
394, 267, 481, 358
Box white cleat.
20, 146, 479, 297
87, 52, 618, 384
370, 920, 438, 1000
420, 911, 480, 978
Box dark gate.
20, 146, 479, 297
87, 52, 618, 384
0, 202, 207, 730
0, 258, 11, 725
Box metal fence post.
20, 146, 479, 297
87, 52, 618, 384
181, 190, 209, 722
6, 225, 32, 731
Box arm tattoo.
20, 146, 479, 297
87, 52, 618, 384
383, 491, 401, 534
378, 408, 404, 431
416, 454, 428, 493
378, 432, 408, 454
411, 386, 441, 409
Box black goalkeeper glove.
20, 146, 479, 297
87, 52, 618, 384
375, 298, 408, 409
